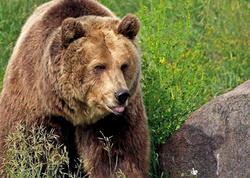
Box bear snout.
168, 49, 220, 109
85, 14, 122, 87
114, 89, 130, 105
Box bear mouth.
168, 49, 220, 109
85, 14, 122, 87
108, 105, 125, 115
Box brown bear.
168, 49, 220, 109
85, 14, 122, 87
0, 0, 150, 177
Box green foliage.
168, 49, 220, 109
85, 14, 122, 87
2, 123, 84, 177
137, 0, 249, 176
138, 0, 249, 144
0, 0, 249, 177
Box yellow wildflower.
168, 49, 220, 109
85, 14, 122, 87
159, 57, 165, 64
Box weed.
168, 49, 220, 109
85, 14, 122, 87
98, 131, 126, 178
3, 122, 85, 177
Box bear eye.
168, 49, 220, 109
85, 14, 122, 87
121, 64, 128, 72
94, 65, 106, 72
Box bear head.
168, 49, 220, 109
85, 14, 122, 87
50, 15, 141, 126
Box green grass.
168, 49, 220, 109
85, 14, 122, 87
0, 0, 249, 177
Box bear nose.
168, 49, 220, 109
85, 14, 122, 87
115, 89, 130, 105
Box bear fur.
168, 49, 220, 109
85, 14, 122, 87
0, 0, 150, 177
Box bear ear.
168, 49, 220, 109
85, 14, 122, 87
118, 14, 140, 40
61, 18, 86, 48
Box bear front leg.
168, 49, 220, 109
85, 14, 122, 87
76, 125, 149, 178
75, 92, 150, 178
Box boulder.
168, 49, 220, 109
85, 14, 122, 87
159, 80, 250, 178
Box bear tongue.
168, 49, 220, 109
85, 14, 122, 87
113, 106, 125, 113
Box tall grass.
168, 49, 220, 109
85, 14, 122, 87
136, 0, 249, 176
2, 123, 84, 177
0, 0, 249, 177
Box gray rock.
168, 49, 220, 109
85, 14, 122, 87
159, 80, 250, 178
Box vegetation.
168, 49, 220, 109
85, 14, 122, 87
2, 123, 84, 177
0, 0, 249, 177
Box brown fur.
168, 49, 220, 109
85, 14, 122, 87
0, 0, 149, 177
